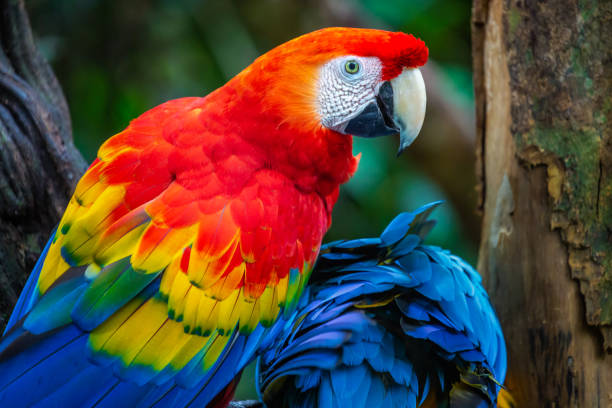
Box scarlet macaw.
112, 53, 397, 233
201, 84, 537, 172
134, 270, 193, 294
257, 203, 507, 407
0, 28, 428, 407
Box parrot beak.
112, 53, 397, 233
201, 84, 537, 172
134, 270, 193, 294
344, 68, 426, 155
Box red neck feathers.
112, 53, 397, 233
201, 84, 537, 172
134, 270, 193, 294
202, 58, 357, 199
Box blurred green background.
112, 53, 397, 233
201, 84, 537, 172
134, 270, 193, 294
27, 0, 477, 400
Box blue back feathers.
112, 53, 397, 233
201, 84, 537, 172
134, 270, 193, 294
257, 202, 507, 408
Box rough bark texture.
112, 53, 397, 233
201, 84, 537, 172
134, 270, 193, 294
0, 0, 86, 331
473, 0, 612, 405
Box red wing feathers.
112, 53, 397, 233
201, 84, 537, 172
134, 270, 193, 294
39, 98, 326, 338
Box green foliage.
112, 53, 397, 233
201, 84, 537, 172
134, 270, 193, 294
359, 0, 472, 66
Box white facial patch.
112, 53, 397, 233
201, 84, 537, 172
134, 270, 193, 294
317, 56, 383, 131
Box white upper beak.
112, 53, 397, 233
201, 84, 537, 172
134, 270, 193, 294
391, 67, 427, 154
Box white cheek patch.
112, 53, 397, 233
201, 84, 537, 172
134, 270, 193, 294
317, 57, 382, 130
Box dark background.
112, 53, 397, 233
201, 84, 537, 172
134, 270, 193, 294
26, 0, 476, 399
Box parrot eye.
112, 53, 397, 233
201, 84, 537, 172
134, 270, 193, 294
344, 60, 360, 75
317, 55, 383, 130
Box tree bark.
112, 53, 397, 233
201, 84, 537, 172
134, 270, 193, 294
0, 0, 86, 331
473, 0, 612, 405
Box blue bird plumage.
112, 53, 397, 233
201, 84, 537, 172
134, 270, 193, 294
257, 202, 507, 407
0, 263, 267, 408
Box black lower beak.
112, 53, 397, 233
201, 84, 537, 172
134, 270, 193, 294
341, 68, 426, 155
344, 82, 399, 138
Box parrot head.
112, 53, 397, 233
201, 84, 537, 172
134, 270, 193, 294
232, 27, 429, 155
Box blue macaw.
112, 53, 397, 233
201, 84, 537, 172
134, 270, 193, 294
257, 203, 507, 407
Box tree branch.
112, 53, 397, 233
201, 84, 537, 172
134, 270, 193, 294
0, 0, 86, 331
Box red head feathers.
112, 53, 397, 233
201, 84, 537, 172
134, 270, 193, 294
262, 27, 429, 79
213, 27, 429, 193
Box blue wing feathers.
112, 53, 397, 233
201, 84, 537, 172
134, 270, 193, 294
257, 203, 507, 407
4, 231, 55, 335
23, 277, 88, 334
1, 263, 261, 408
0, 328, 89, 406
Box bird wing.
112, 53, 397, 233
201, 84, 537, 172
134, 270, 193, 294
0, 97, 324, 407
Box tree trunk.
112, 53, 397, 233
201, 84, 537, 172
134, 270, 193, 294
473, 0, 612, 405
0, 0, 86, 331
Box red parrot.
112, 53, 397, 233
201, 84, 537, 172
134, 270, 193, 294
0, 27, 428, 407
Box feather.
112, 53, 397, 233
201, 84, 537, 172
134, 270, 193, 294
396, 251, 432, 284
380, 212, 416, 245
23, 276, 88, 334
257, 202, 506, 408
3, 230, 55, 335
0, 327, 88, 407
72, 259, 159, 330
362, 375, 385, 408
